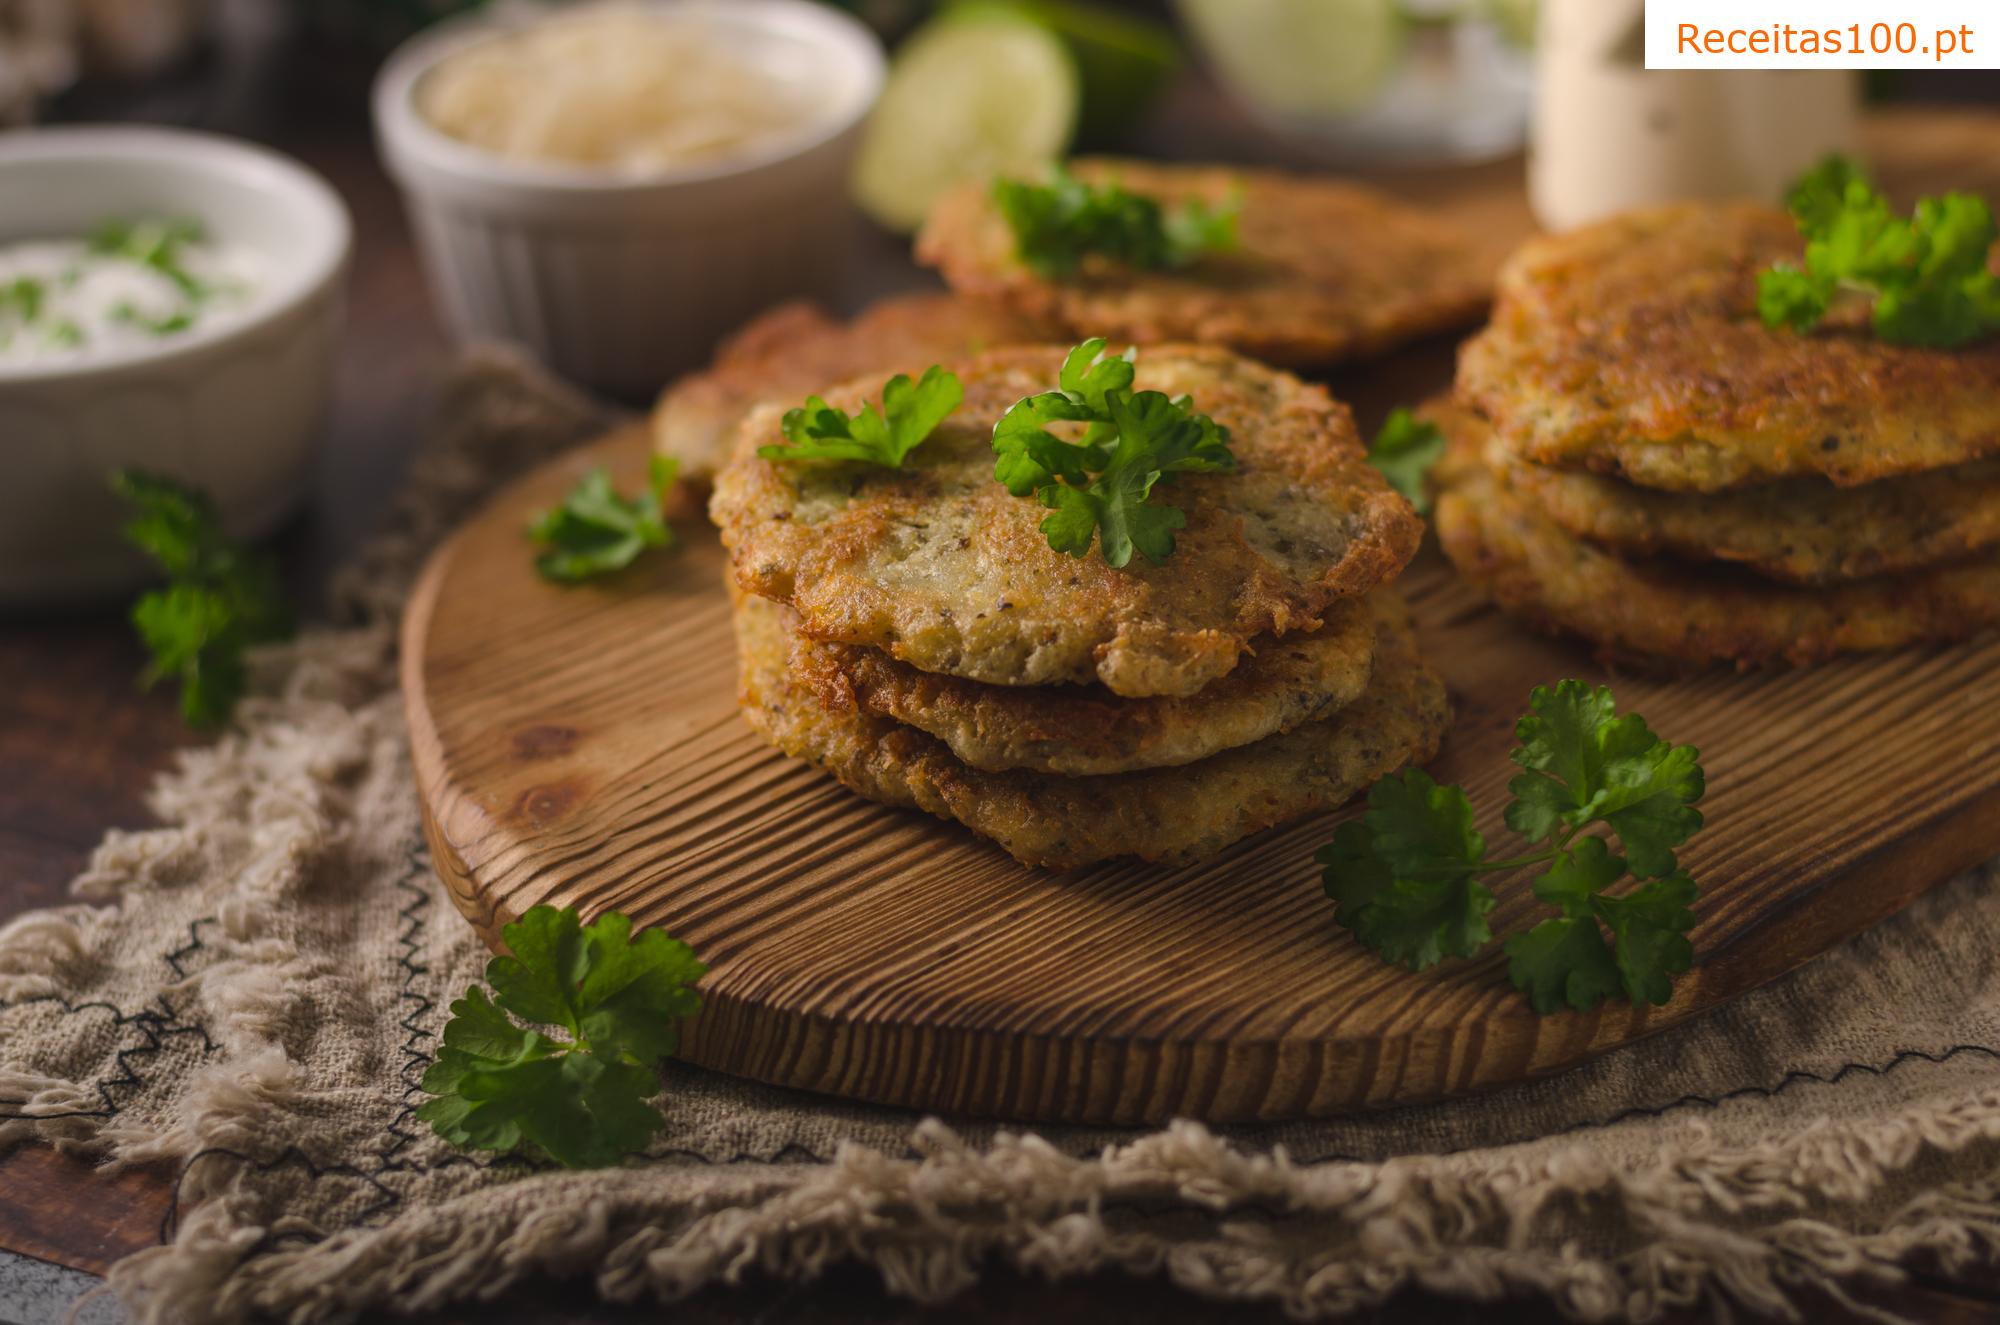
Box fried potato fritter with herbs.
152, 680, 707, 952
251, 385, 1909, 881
1431, 428, 2000, 669
790, 595, 1378, 776
1459, 203, 2000, 493
709, 343, 1421, 699
1431, 400, 2000, 586
916, 158, 1491, 370
652, 292, 1058, 483
734, 593, 1448, 869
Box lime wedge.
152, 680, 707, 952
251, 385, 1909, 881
1175, 0, 1405, 118
951, 0, 1180, 145
852, 13, 1079, 234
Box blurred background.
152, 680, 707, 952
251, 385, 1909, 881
3, 0, 1989, 155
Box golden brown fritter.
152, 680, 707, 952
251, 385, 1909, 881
1459, 202, 2000, 493
1431, 428, 2000, 669
1428, 399, 2000, 587
791, 594, 1378, 776
734, 593, 1449, 869
652, 292, 1059, 483
915, 158, 1491, 370
710, 343, 1421, 699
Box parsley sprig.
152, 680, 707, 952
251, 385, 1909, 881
994, 168, 1240, 278
1366, 407, 1446, 514
993, 339, 1235, 568
1759, 155, 2000, 349
527, 457, 679, 583
758, 364, 963, 468
112, 470, 293, 729
418, 906, 706, 1169
1319, 681, 1705, 1014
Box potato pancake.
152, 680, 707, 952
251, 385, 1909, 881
1432, 437, 2000, 669
652, 292, 1058, 483
791, 594, 1378, 776
1431, 399, 2000, 586
710, 343, 1420, 698
1459, 202, 2000, 492
734, 593, 1448, 869
915, 158, 1490, 369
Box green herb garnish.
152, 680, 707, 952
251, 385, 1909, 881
112, 470, 293, 729
1367, 407, 1446, 514
1318, 681, 1704, 1014
758, 364, 963, 468
90, 217, 209, 301
1759, 154, 2000, 349
993, 167, 1240, 278
1, 276, 46, 323
992, 338, 1235, 568
417, 906, 706, 1170
526, 456, 680, 583
112, 301, 195, 337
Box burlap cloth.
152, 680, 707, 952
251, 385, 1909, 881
7, 352, 2000, 1324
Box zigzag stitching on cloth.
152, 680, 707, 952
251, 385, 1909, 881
0, 991, 215, 1124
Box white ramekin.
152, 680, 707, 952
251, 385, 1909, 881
0, 125, 351, 607
373, 0, 885, 400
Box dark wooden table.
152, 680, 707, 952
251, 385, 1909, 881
5, 38, 2000, 1323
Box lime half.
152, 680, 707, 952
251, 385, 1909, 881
1176, 0, 1405, 119
952, 0, 1179, 145
852, 13, 1079, 234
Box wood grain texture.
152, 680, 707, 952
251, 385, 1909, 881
403, 418, 2000, 1124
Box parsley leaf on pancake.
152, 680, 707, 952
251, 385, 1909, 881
1760, 154, 2000, 349
993, 166, 1240, 277
992, 339, 1235, 567
1321, 682, 1704, 1014
760, 363, 964, 468
417, 906, 706, 1169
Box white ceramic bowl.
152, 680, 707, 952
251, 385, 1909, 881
373, 0, 884, 400
0, 126, 351, 607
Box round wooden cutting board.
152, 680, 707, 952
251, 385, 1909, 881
402, 422, 2000, 1124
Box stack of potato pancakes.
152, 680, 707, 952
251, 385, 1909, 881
664, 157, 1496, 869
708, 344, 1450, 870
1431, 202, 2000, 670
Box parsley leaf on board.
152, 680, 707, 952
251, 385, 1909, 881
992, 339, 1235, 568
526, 455, 680, 583
1758, 154, 2000, 349
111, 470, 293, 729
1366, 407, 1447, 514
417, 906, 706, 1170
993, 168, 1240, 278
758, 363, 963, 468
1319, 680, 1705, 1014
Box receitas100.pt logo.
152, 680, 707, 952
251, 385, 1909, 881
1646, 0, 1997, 68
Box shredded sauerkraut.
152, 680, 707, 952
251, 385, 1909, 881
418, 6, 830, 173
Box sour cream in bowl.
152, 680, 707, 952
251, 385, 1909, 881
0, 126, 350, 605
374, 0, 884, 397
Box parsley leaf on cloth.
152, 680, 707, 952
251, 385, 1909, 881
418, 906, 707, 1170
112, 470, 293, 729
1366, 407, 1447, 514
1759, 154, 2000, 349
993, 167, 1240, 278
1318, 681, 1705, 1014
527, 455, 680, 583
759, 364, 963, 468
992, 339, 1235, 568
